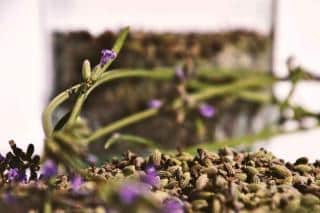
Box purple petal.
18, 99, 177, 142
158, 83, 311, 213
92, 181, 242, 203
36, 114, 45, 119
0, 154, 5, 162
118, 182, 149, 204
163, 197, 184, 213
100, 49, 117, 65
2, 192, 16, 204
198, 103, 216, 118
71, 175, 83, 192
147, 99, 163, 109
41, 159, 58, 179
141, 174, 160, 188
7, 168, 19, 182
145, 165, 157, 176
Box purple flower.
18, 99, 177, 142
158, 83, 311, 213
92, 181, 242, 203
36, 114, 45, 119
2, 192, 16, 204
71, 175, 84, 192
7, 168, 19, 181
145, 165, 157, 176
100, 49, 117, 65
41, 159, 57, 179
141, 165, 160, 188
175, 67, 186, 81
0, 154, 5, 162
198, 103, 216, 118
118, 182, 149, 204
147, 99, 163, 109
162, 198, 184, 213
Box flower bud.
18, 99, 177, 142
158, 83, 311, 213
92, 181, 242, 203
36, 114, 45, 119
81, 59, 91, 81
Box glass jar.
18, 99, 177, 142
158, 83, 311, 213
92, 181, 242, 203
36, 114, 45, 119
42, 0, 276, 154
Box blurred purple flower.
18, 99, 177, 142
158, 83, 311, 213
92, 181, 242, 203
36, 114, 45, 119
0, 154, 5, 162
71, 175, 84, 192
145, 165, 157, 176
2, 192, 16, 204
162, 197, 184, 213
100, 49, 117, 65
41, 159, 57, 179
141, 165, 160, 188
118, 182, 149, 204
17, 171, 27, 182
198, 103, 216, 118
7, 168, 19, 182
148, 99, 163, 109
175, 67, 186, 81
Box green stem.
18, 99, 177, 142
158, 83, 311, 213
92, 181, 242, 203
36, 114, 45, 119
184, 127, 279, 154
64, 69, 174, 129
188, 80, 272, 104
64, 93, 86, 128
173, 75, 274, 109
104, 133, 157, 150
86, 75, 275, 144
42, 84, 81, 136
85, 108, 158, 143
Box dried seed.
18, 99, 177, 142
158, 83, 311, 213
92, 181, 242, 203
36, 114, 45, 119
151, 149, 162, 167
196, 174, 209, 190
192, 199, 208, 210
179, 172, 191, 188
245, 166, 259, 176
294, 164, 313, 174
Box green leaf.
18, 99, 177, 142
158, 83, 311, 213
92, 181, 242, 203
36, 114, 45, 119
104, 133, 156, 150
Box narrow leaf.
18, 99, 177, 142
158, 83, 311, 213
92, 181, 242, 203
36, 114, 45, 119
104, 133, 156, 150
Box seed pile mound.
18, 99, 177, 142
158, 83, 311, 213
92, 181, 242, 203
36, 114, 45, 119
88, 148, 320, 212
1, 147, 320, 212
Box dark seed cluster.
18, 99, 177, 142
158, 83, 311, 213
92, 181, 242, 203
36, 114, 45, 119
0, 140, 40, 182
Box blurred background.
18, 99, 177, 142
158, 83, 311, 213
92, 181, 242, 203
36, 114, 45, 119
1, 0, 320, 161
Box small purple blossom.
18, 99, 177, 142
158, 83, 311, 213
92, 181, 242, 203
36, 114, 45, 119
71, 175, 84, 192
162, 197, 184, 213
0, 153, 5, 162
145, 165, 157, 176
141, 165, 160, 188
175, 67, 186, 81
198, 103, 216, 118
118, 182, 149, 204
41, 159, 57, 179
2, 192, 16, 204
7, 168, 19, 182
147, 99, 163, 109
100, 49, 117, 65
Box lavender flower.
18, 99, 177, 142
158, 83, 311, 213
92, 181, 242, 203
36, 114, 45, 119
118, 182, 149, 204
41, 159, 57, 179
162, 198, 184, 213
100, 49, 117, 65
141, 165, 160, 188
0, 153, 5, 162
175, 67, 186, 81
71, 175, 84, 192
145, 165, 157, 176
198, 103, 216, 118
2, 192, 16, 204
147, 99, 163, 109
7, 168, 19, 182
